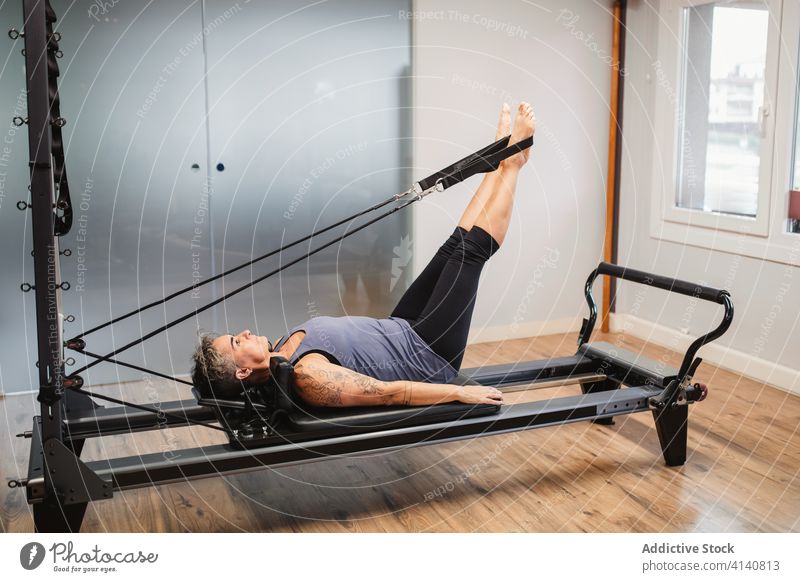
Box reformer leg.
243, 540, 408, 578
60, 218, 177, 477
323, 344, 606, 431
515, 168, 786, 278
28, 422, 109, 532
580, 378, 620, 425
63, 388, 100, 415
33, 496, 88, 533
651, 404, 688, 467
66, 438, 86, 458
61, 390, 101, 458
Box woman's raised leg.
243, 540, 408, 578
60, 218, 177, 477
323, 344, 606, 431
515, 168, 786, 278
390, 103, 517, 322
470, 102, 535, 246
409, 103, 535, 369
455, 103, 511, 231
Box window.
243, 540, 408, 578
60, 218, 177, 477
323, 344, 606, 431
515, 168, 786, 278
649, 0, 796, 253
790, 43, 800, 234
676, 3, 769, 219
649, 0, 800, 266
793, 40, 800, 194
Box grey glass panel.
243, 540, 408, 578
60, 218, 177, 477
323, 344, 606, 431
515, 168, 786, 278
0, 0, 411, 393
0, 0, 36, 393
202, 0, 413, 341
2, 1, 210, 390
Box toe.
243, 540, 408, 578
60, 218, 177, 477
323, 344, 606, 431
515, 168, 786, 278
496, 103, 511, 137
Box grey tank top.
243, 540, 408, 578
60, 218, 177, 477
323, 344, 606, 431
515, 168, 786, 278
273, 315, 457, 384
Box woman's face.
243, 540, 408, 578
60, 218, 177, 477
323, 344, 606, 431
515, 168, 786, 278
212, 329, 273, 379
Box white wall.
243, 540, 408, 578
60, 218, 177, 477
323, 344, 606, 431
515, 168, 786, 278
411, 0, 615, 344
616, 1, 799, 393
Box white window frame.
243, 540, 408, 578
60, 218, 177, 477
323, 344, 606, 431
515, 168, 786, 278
650, 0, 800, 266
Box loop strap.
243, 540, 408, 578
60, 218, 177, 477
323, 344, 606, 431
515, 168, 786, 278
416, 134, 534, 192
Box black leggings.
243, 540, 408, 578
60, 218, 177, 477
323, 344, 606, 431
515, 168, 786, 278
390, 225, 499, 371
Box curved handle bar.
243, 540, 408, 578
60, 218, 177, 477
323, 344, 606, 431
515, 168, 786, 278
595, 262, 728, 304
580, 262, 734, 382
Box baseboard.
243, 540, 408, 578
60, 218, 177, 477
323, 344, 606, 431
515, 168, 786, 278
611, 313, 800, 397
468, 316, 583, 344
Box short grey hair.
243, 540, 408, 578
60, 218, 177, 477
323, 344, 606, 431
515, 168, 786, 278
191, 333, 243, 399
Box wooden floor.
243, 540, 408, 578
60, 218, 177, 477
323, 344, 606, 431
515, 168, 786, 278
2, 330, 798, 533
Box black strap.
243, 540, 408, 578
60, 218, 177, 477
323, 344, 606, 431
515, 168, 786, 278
45, 3, 72, 236
416, 134, 533, 191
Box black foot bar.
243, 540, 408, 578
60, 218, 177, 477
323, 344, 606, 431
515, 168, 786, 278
579, 261, 734, 382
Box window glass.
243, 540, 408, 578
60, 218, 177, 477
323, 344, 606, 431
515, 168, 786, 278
790, 58, 800, 234
677, 2, 769, 217
793, 68, 800, 192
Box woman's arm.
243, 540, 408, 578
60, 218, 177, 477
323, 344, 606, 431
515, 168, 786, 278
292, 353, 503, 407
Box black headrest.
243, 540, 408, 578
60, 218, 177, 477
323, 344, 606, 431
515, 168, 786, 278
264, 355, 297, 412
192, 356, 297, 413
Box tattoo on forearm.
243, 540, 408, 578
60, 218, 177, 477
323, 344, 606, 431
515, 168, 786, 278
294, 361, 390, 406
294, 365, 344, 406
353, 373, 386, 398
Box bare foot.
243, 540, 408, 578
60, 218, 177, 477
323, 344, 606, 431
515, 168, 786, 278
502, 102, 535, 169
495, 102, 511, 141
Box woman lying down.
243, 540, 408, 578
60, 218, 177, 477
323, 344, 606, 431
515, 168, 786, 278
191, 103, 536, 408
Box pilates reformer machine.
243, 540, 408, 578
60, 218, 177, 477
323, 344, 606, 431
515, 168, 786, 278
8, 0, 734, 533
